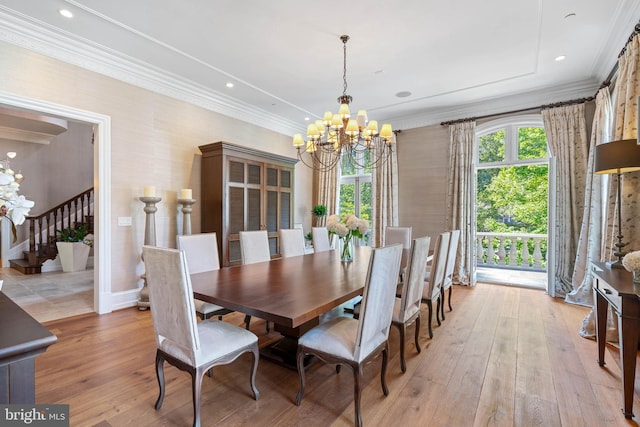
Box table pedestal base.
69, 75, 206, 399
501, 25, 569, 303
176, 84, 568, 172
259, 318, 319, 370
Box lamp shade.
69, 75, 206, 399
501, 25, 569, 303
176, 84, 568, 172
594, 139, 640, 174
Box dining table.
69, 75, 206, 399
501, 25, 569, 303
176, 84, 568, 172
191, 245, 406, 368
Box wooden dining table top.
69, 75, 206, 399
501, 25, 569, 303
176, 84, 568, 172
191, 246, 388, 329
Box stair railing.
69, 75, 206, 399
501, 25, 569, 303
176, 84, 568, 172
25, 188, 94, 264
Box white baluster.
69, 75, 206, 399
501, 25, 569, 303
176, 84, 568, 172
508, 236, 519, 267
520, 237, 531, 267
487, 236, 497, 265
532, 237, 543, 269
477, 236, 485, 266
497, 236, 506, 266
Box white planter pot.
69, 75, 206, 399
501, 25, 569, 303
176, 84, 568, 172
56, 241, 91, 272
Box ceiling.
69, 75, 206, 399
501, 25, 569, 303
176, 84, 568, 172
0, 0, 639, 136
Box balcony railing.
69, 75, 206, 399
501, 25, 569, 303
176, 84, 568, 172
476, 232, 547, 272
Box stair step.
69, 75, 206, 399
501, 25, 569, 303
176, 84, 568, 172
9, 259, 42, 275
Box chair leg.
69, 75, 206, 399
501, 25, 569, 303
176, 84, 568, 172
448, 286, 453, 311
249, 346, 260, 400
295, 347, 306, 406
352, 363, 364, 427
381, 343, 390, 396
154, 351, 166, 410
398, 323, 407, 373
440, 288, 446, 321
427, 300, 433, 339
191, 369, 204, 427
414, 315, 422, 354
435, 299, 441, 326
244, 315, 251, 330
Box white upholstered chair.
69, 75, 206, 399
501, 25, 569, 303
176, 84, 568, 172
384, 226, 412, 248
311, 227, 332, 252
391, 235, 431, 373
142, 246, 259, 427
440, 229, 461, 320
177, 233, 231, 321
239, 230, 272, 331
422, 232, 450, 339
295, 244, 403, 427
280, 228, 305, 258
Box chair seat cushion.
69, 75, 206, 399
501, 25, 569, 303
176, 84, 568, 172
160, 320, 257, 367
194, 298, 225, 314
299, 317, 358, 361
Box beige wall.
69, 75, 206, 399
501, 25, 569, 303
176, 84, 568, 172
0, 41, 313, 294
396, 125, 450, 245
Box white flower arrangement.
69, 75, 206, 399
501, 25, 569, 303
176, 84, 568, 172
0, 170, 35, 242
326, 214, 369, 240
622, 251, 640, 272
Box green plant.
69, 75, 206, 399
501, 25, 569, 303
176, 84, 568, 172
56, 224, 92, 245
312, 204, 327, 217
305, 232, 313, 242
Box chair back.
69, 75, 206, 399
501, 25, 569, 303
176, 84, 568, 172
397, 236, 431, 322
312, 227, 331, 252
176, 233, 220, 274
423, 232, 450, 301
354, 244, 403, 361
280, 228, 305, 258
143, 246, 199, 363
239, 230, 271, 264
385, 226, 412, 249
443, 230, 461, 289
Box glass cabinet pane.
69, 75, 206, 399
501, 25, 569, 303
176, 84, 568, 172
247, 188, 261, 230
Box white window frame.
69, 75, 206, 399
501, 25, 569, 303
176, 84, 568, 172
338, 149, 372, 245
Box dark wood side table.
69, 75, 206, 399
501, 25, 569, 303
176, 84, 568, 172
592, 262, 639, 419
0, 292, 57, 403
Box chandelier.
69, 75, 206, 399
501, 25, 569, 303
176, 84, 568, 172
292, 35, 394, 172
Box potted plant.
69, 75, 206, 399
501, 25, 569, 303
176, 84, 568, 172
56, 224, 93, 272
312, 204, 327, 227
304, 231, 313, 247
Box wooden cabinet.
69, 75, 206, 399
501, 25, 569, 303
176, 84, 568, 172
199, 142, 297, 266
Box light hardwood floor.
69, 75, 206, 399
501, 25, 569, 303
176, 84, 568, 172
35, 283, 640, 427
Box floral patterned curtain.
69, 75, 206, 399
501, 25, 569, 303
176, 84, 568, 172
313, 151, 339, 220
542, 103, 589, 297
446, 121, 475, 285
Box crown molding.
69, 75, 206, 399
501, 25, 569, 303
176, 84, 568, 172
0, 8, 300, 136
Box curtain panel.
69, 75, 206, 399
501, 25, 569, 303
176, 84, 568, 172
446, 121, 475, 285
371, 140, 399, 247
542, 104, 589, 297
312, 151, 339, 221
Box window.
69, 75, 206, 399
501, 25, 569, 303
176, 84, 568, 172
338, 149, 371, 245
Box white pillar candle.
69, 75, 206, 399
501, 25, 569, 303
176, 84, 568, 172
180, 188, 192, 199
143, 186, 156, 197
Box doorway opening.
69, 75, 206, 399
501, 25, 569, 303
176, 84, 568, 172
474, 116, 550, 290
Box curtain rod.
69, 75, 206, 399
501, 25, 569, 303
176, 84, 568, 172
440, 20, 640, 127
440, 96, 594, 126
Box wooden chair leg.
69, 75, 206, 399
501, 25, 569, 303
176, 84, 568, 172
398, 323, 407, 373
381, 343, 389, 396
448, 287, 453, 311
154, 351, 165, 410
295, 348, 306, 406
352, 363, 364, 427
249, 346, 260, 400
191, 369, 203, 427
435, 299, 442, 326
244, 315, 251, 330
427, 301, 434, 339
440, 288, 446, 321
414, 315, 421, 353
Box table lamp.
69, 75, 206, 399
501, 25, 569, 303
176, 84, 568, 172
594, 139, 640, 268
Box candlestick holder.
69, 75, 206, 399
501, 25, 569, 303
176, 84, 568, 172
178, 198, 196, 236
138, 196, 162, 309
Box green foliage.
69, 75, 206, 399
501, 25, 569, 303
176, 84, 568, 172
478, 130, 505, 163
312, 204, 327, 217
518, 127, 548, 160
304, 232, 312, 242
339, 182, 371, 222
56, 224, 90, 243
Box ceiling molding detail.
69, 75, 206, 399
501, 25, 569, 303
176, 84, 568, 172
0, 8, 299, 136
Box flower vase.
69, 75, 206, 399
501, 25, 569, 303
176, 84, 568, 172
633, 270, 640, 284
340, 237, 354, 262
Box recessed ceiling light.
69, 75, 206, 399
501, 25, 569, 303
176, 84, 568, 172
555, 55, 566, 62
226, 82, 234, 88
304, 117, 310, 121
59, 9, 73, 18
396, 91, 412, 98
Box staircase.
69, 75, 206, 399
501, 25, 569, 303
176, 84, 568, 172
9, 188, 94, 274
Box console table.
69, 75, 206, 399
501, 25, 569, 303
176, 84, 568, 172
592, 262, 639, 419
0, 292, 57, 403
